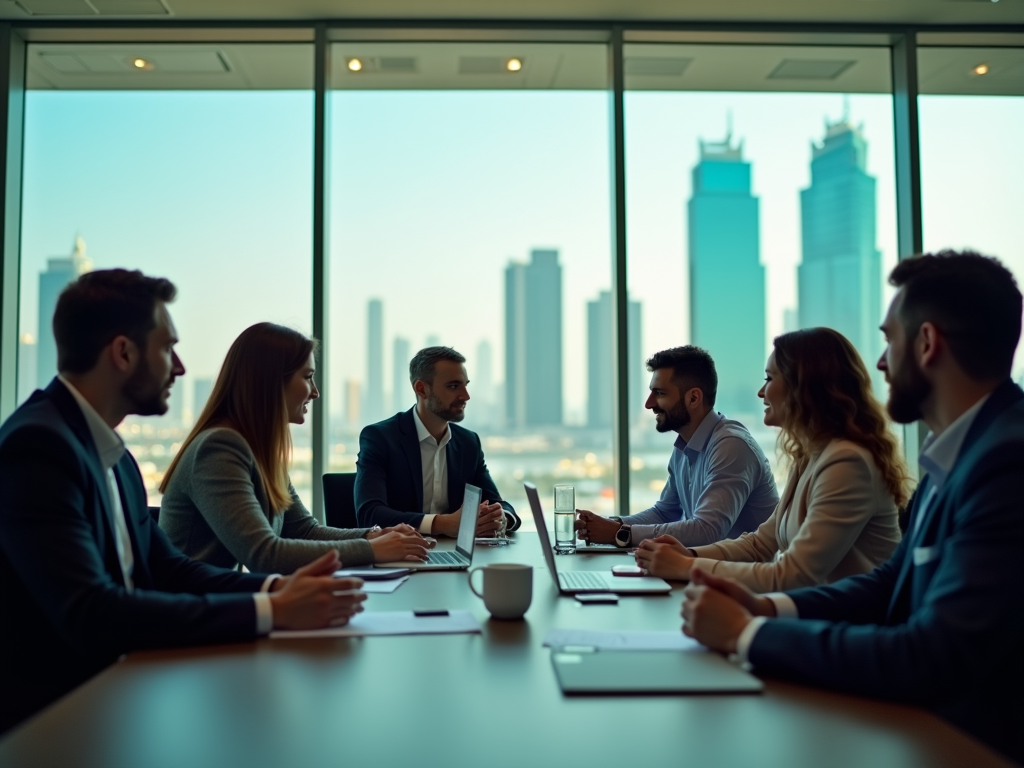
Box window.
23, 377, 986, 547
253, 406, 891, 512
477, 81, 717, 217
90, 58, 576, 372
918, 42, 1024, 386
623, 41, 899, 508
327, 39, 614, 521
18, 42, 315, 503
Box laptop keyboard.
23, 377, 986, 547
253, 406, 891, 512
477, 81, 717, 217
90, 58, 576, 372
426, 550, 464, 565
560, 571, 607, 590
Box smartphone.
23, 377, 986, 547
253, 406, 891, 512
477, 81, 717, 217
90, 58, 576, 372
610, 565, 645, 577
575, 593, 619, 604
334, 568, 411, 581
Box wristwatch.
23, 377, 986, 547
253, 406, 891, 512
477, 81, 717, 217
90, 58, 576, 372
614, 524, 632, 548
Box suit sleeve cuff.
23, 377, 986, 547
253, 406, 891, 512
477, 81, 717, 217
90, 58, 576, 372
735, 616, 768, 667
765, 593, 799, 618
419, 514, 436, 535
253, 592, 274, 635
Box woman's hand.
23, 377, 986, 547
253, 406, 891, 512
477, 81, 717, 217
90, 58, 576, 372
635, 538, 695, 580
369, 531, 430, 563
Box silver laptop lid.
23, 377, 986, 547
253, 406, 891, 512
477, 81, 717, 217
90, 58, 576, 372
455, 484, 482, 560
524, 482, 561, 586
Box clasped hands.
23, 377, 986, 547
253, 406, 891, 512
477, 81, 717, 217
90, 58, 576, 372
680, 568, 777, 654
432, 501, 506, 538
268, 551, 366, 630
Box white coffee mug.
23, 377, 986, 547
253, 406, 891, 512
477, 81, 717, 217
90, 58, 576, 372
468, 563, 533, 620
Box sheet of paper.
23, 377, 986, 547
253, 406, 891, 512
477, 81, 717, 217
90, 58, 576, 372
359, 576, 409, 594
542, 628, 704, 652
270, 610, 481, 640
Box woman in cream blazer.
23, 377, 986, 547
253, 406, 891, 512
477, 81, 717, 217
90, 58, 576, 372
635, 327, 906, 592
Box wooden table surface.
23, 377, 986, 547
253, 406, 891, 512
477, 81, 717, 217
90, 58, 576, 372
0, 533, 1011, 768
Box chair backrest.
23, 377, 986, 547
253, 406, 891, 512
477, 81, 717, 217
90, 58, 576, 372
322, 472, 358, 529
148, 506, 161, 524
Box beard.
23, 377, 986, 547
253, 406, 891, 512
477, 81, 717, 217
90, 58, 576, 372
425, 392, 466, 423
653, 401, 690, 433
886, 355, 931, 424
122, 356, 173, 417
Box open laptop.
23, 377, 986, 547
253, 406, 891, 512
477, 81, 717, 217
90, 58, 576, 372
375, 483, 481, 570
524, 482, 671, 595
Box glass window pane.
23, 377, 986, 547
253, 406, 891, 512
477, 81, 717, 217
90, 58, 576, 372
918, 45, 1024, 386
18, 43, 314, 503
328, 41, 613, 524
624, 43, 898, 509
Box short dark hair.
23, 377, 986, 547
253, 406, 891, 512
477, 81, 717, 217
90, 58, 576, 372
889, 251, 1022, 381
409, 346, 466, 386
53, 269, 177, 374
645, 345, 718, 407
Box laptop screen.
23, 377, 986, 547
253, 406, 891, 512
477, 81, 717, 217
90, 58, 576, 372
524, 482, 560, 582
456, 484, 482, 558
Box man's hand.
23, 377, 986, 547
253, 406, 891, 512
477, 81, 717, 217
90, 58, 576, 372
268, 551, 367, 630
574, 510, 621, 544
635, 538, 694, 580
680, 567, 776, 653
369, 531, 430, 562
475, 501, 505, 537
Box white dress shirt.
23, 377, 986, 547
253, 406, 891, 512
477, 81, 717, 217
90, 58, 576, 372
412, 406, 451, 534
735, 395, 991, 664
58, 377, 277, 634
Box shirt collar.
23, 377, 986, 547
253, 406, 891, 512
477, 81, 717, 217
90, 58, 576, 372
58, 375, 126, 470
918, 393, 990, 490
412, 405, 451, 448
673, 410, 722, 461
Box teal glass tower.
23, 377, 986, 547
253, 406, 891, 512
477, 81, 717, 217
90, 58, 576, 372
587, 290, 642, 429
799, 118, 882, 384
504, 248, 563, 428
688, 134, 765, 417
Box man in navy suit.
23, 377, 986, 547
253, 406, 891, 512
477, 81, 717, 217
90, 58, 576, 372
680, 251, 1023, 763
0, 270, 366, 734
355, 346, 520, 537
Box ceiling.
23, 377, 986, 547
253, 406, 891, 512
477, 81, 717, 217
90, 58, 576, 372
4, 0, 1024, 25
25, 39, 1024, 94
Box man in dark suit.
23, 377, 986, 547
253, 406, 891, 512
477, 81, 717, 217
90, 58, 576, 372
679, 251, 1023, 763
355, 346, 520, 537
0, 270, 366, 734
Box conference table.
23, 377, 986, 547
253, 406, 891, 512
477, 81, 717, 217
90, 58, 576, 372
0, 533, 1012, 768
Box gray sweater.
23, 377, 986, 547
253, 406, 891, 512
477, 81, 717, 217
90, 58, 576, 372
159, 427, 374, 573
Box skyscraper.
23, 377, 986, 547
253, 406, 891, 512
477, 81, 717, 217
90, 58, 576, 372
365, 299, 384, 424
505, 248, 563, 428
392, 336, 411, 413
688, 133, 765, 416
17, 333, 37, 404
798, 116, 882, 384
586, 291, 643, 429
472, 338, 496, 428
37, 235, 91, 388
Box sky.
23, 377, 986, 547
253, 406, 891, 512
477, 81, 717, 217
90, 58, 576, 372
18, 85, 1024, 423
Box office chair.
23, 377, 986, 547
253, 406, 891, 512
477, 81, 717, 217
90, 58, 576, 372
148, 506, 161, 524
322, 472, 358, 529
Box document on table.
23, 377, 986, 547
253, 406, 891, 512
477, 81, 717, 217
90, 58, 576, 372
358, 577, 409, 594
270, 610, 482, 639
543, 629, 704, 652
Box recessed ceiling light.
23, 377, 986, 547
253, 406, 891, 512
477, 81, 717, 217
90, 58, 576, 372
131, 58, 154, 71
973, 64, 990, 75
348, 58, 363, 72
507, 58, 523, 72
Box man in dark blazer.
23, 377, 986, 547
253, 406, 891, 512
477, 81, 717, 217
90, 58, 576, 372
355, 346, 520, 536
679, 251, 1023, 763
0, 270, 365, 734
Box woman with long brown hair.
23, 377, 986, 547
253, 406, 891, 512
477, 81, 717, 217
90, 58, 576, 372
159, 323, 429, 572
635, 327, 906, 591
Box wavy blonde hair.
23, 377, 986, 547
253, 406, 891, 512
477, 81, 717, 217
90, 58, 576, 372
160, 323, 317, 513
772, 327, 910, 508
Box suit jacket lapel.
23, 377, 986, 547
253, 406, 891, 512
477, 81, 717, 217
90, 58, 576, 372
44, 378, 124, 583
398, 409, 424, 514
113, 459, 152, 589
885, 381, 1024, 621
446, 429, 463, 513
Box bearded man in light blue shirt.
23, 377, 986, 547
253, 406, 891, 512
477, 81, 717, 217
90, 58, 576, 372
577, 346, 779, 549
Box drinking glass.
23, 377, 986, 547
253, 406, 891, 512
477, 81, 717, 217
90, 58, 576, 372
553, 485, 576, 554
